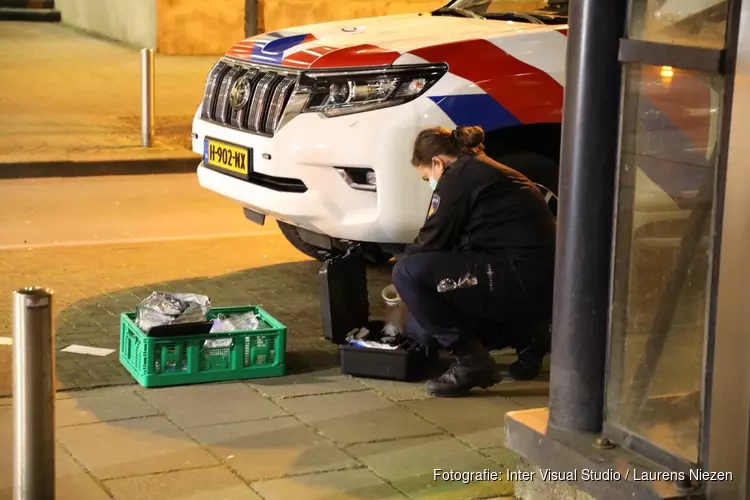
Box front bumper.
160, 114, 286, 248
193, 98, 451, 244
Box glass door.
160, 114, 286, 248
605, 0, 730, 469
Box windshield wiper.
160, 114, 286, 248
432, 7, 485, 19
484, 11, 546, 24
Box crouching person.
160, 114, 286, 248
393, 125, 556, 397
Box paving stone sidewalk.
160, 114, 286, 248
0, 22, 214, 168
0, 369, 548, 499
0, 227, 550, 499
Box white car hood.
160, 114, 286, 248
225, 14, 564, 68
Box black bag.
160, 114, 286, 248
318, 245, 370, 344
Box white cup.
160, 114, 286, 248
382, 284, 401, 307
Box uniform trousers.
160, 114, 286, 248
392, 249, 554, 351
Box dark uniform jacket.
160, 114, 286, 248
405, 153, 556, 256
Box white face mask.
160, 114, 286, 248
428, 162, 440, 191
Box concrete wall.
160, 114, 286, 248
57, 0, 243, 55
56, 0, 157, 49
258, 0, 445, 33
57, 0, 448, 55
157, 0, 246, 55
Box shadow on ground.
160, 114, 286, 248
53, 260, 393, 392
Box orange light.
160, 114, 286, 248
660, 66, 674, 78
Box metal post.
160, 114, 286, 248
141, 48, 155, 148
245, 0, 258, 37
12, 287, 55, 500
547, 0, 627, 432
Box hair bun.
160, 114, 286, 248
455, 125, 485, 150
411, 125, 485, 166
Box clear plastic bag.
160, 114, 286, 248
135, 292, 211, 332
345, 321, 403, 350
348, 339, 399, 350
437, 272, 478, 293
210, 311, 261, 333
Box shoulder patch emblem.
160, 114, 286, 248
427, 194, 440, 218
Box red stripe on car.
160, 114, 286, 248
307, 44, 402, 68
410, 39, 564, 124
226, 40, 257, 60
282, 45, 339, 67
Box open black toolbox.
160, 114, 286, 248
318, 245, 435, 382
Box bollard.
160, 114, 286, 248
12, 287, 55, 500
141, 48, 155, 147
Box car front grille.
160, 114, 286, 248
200, 60, 299, 137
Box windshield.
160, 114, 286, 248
447, 0, 568, 18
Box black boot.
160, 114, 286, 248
417, 339, 450, 379
508, 322, 550, 381
426, 338, 499, 397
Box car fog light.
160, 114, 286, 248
336, 168, 351, 183
335, 167, 376, 192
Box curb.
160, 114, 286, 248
0, 157, 200, 179
0, 7, 61, 21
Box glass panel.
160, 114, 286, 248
629, 0, 729, 49
606, 64, 723, 464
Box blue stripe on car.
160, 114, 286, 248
428, 94, 521, 132
250, 33, 309, 65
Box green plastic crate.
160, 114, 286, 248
119, 306, 286, 388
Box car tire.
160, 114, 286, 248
492, 150, 560, 216
277, 221, 393, 265
361, 243, 395, 266
277, 221, 330, 262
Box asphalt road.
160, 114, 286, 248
0, 173, 277, 248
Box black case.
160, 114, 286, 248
339, 345, 424, 381
318, 245, 370, 345
318, 245, 431, 381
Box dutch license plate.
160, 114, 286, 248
204, 138, 251, 178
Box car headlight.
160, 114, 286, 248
298, 64, 448, 117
